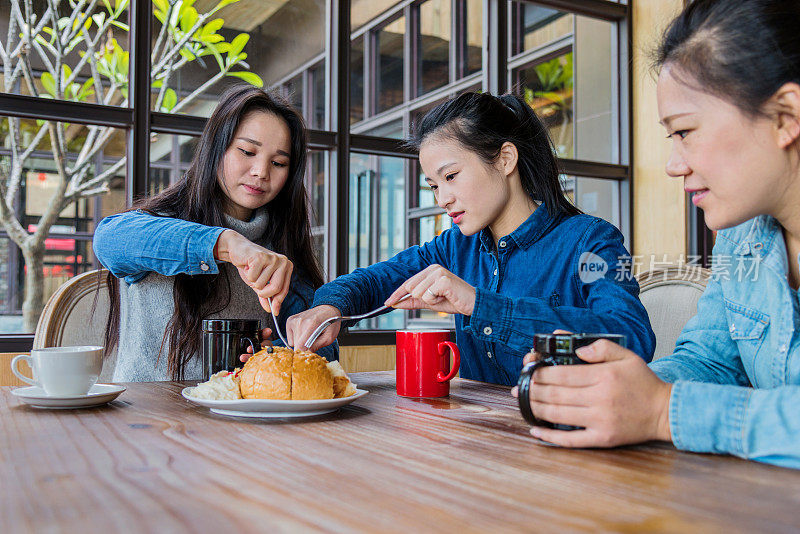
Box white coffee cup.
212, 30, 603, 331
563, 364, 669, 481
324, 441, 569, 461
11, 346, 104, 396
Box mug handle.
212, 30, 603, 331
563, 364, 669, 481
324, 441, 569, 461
11, 354, 39, 387
517, 360, 552, 426
436, 341, 460, 382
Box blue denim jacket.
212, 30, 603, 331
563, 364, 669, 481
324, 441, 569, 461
650, 216, 800, 468
94, 210, 337, 361
314, 204, 655, 385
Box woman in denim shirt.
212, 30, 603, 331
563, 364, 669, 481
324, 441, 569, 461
517, 0, 800, 469
94, 85, 335, 381
286, 92, 655, 386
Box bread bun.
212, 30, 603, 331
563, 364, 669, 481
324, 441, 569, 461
327, 360, 357, 398
239, 347, 346, 400
239, 347, 293, 399
291, 350, 334, 400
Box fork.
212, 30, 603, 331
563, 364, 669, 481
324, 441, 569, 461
303, 293, 412, 349
267, 297, 292, 350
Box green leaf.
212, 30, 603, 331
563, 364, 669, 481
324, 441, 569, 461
110, 21, 129, 31
226, 71, 263, 87
229, 33, 249, 57
151, 79, 164, 89
216, 0, 242, 9
179, 48, 196, 61
77, 79, 95, 101
199, 34, 224, 44
152, 0, 169, 13
61, 64, 73, 87
115, 0, 130, 18
203, 42, 225, 70
40, 72, 57, 97
102, 0, 113, 14
162, 88, 177, 112
180, 7, 198, 35
203, 18, 224, 36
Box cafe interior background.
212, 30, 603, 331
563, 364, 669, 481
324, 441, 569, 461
0, 0, 695, 378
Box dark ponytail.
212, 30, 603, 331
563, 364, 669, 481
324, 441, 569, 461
655, 0, 800, 117
408, 91, 581, 218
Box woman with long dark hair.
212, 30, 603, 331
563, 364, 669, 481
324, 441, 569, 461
94, 84, 336, 381
516, 0, 800, 469
285, 91, 655, 385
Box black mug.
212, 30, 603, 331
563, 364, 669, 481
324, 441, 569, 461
202, 319, 261, 379
517, 333, 626, 431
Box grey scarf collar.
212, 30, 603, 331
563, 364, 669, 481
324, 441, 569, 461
223, 206, 269, 243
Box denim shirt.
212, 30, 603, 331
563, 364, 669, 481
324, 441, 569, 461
314, 204, 655, 385
650, 215, 800, 468
93, 210, 337, 361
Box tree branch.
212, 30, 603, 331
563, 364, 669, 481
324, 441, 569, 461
68, 125, 115, 181
67, 155, 126, 201
171, 69, 228, 113
151, 2, 176, 65
152, 8, 222, 75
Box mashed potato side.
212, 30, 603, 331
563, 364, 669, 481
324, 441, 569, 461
188, 370, 242, 400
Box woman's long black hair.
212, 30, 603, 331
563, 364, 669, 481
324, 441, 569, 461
407, 91, 581, 218
104, 85, 323, 379
655, 0, 800, 117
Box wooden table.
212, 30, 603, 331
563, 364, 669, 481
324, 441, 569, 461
2, 372, 799, 533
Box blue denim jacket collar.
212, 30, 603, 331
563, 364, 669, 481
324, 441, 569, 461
731, 216, 776, 255
727, 216, 788, 277
478, 202, 557, 254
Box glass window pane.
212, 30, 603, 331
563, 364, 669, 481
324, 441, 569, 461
464, 0, 483, 76
376, 17, 406, 114
365, 119, 403, 140
565, 175, 621, 230
512, 3, 573, 55
149, 134, 198, 195
0, 118, 125, 333
350, 37, 365, 124
512, 11, 617, 164
516, 51, 574, 158
310, 63, 326, 130
308, 140, 327, 280
349, 154, 407, 330
418, 0, 451, 96
352, 0, 403, 32
152, 0, 326, 122
308, 151, 326, 229
284, 74, 304, 114
0, 2, 129, 106
573, 16, 615, 163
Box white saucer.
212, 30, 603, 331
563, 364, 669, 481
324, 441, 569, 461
182, 387, 368, 418
11, 383, 126, 409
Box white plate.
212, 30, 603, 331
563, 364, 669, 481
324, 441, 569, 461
181, 387, 368, 418
11, 383, 126, 409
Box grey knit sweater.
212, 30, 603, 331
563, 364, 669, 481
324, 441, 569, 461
112, 209, 273, 382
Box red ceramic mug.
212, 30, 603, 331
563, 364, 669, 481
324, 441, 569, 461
396, 330, 460, 397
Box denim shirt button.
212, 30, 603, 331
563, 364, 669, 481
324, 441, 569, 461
729, 324, 736, 333
200, 261, 210, 272
499, 240, 507, 248
493, 269, 498, 276
780, 344, 787, 352
483, 326, 493, 335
